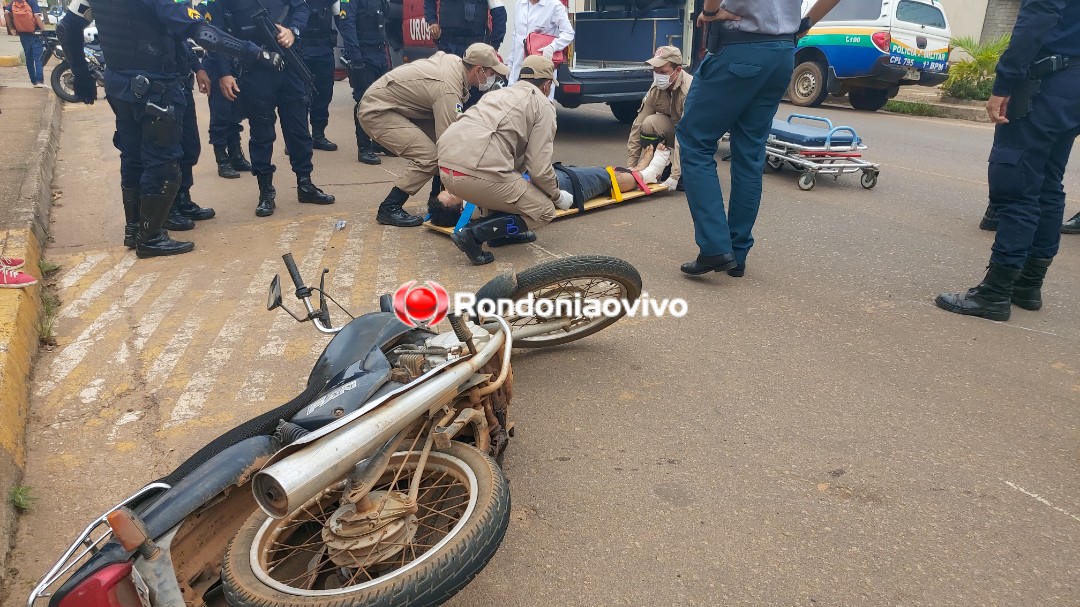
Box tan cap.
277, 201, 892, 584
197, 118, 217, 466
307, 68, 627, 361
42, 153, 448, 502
646, 45, 684, 68
518, 55, 556, 80
464, 43, 510, 76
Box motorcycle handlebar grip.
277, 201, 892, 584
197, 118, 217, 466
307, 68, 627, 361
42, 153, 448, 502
282, 253, 305, 292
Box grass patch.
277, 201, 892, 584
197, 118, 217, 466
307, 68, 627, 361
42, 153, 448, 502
38, 290, 61, 348
885, 100, 946, 118
38, 259, 61, 276
9, 485, 36, 512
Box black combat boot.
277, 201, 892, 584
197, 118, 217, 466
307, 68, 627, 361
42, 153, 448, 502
228, 143, 252, 172
122, 185, 140, 249
174, 187, 216, 220
164, 193, 195, 231
312, 128, 339, 152
1062, 211, 1080, 234
357, 127, 380, 165
256, 173, 276, 217
934, 263, 1021, 322
979, 204, 998, 231
136, 183, 195, 258
377, 187, 423, 227
297, 174, 335, 204
215, 145, 240, 179
450, 213, 529, 265
1011, 257, 1052, 311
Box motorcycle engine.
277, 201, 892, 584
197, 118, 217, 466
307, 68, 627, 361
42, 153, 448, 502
385, 321, 494, 384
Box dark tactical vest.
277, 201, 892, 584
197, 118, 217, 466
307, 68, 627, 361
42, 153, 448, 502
91, 0, 179, 73
355, 0, 387, 47
302, 0, 335, 46
221, 0, 291, 43
437, 0, 486, 37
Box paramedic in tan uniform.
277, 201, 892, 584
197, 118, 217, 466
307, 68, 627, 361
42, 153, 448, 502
437, 55, 574, 265
627, 45, 692, 191
358, 43, 509, 227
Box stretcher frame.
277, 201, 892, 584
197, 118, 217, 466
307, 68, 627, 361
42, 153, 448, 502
763, 114, 881, 192
424, 170, 669, 235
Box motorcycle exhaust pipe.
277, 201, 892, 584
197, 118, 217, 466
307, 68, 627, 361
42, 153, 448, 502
252, 328, 506, 519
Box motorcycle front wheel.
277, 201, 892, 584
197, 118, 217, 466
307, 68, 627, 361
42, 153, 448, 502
50, 61, 79, 103
221, 441, 510, 607
478, 255, 643, 348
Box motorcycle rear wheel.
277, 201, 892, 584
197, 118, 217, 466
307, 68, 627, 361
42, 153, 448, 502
50, 61, 80, 103
480, 255, 643, 348
221, 441, 510, 607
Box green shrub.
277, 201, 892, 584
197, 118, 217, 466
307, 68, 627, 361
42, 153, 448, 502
942, 35, 1010, 101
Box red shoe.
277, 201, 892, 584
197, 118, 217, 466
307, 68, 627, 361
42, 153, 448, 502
0, 257, 25, 270
0, 268, 37, 289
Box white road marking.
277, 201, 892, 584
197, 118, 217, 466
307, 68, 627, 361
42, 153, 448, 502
1004, 481, 1080, 524
372, 226, 401, 306
129, 271, 193, 354
36, 273, 158, 398
58, 252, 108, 291
79, 378, 105, 405
60, 253, 138, 318
527, 241, 564, 261
331, 219, 367, 309
107, 410, 144, 442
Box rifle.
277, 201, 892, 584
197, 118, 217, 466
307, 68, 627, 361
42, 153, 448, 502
250, 0, 314, 89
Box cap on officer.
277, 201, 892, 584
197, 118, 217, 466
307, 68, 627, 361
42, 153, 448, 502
646, 45, 684, 68
518, 55, 556, 81
464, 43, 511, 76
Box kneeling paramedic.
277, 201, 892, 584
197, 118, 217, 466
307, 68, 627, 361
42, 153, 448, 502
436, 55, 571, 265
627, 45, 691, 191
57, 0, 283, 257
358, 43, 508, 227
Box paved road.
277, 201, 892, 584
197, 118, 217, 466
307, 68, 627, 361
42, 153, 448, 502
5, 82, 1079, 607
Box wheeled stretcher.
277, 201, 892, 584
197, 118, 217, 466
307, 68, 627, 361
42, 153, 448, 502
424, 167, 670, 235
764, 114, 881, 191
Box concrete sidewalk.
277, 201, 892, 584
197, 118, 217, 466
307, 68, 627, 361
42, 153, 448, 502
0, 65, 61, 590
825, 85, 990, 123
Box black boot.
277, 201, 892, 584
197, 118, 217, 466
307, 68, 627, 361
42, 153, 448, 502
297, 174, 335, 204
934, 263, 1021, 322
680, 253, 737, 275
228, 144, 252, 172
136, 183, 195, 258
164, 193, 195, 231
312, 128, 339, 152
450, 214, 529, 265
122, 185, 140, 249
256, 173, 276, 217
1011, 257, 1052, 311
357, 128, 380, 165
215, 145, 240, 179
374, 142, 395, 157
979, 204, 999, 231
377, 187, 423, 227
174, 188, 216, 220
427, 195, 463, 227
1062, 211, 1080, 234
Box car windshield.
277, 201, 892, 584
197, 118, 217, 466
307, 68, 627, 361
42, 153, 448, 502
816, 0, 884, 22
895, 0, 947, 28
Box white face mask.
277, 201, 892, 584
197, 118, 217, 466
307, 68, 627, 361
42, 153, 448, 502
653, 72, 672, 89
477, 71, 496, 91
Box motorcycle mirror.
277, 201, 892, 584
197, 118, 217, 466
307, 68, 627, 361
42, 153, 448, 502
267, 275, 283, 311
318, 269, 331, 328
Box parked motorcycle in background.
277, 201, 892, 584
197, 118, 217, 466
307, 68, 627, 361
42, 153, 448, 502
29, 254, 642, 607
41, 29, 104, 103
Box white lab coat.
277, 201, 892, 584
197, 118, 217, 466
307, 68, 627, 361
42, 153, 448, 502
507, 0, 574, 99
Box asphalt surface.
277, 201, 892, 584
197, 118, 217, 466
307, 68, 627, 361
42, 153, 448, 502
5, 81, 1079, 607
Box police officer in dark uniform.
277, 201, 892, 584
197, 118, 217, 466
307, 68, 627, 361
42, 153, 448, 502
339, 0, 389, 165
936, 0, 1080, 321
300, 0, 339, 152
424, 0, 506, 57
57, 0, 282, 257
171, 38, 216, 231
210, 0, 336, 217
195, 0, 252, 179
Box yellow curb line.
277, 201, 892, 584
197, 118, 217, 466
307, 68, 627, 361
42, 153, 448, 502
0, 56, 21, 67
0, 228, 41, 469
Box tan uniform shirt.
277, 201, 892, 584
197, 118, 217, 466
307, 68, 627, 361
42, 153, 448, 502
360, 51, 471, 139
626, 69, 693, 164
439, 81, 561, 202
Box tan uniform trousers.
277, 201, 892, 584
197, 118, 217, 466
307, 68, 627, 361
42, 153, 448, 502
441, 171, 558, 226
639, 113, 682, 181
358, 108, 438, 195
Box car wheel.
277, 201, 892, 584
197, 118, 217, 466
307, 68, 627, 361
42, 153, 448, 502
609, 101, 641, 124
848, 87, 890, 112
787, 61, 829, 107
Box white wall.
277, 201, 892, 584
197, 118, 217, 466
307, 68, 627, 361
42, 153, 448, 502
937, 0, 987, 41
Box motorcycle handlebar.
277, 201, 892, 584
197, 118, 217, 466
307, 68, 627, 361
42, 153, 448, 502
282, 253, 306, 294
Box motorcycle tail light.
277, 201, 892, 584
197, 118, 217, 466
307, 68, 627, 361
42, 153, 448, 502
871, 31, 891, 52
57, 563, 141, 607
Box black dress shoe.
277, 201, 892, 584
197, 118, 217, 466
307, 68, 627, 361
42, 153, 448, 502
727, 264, 745, 277
377, 205, 424, 227
297, 177, 335, 205
1063, 211, 1080, 234
488, 231, 537, 247
681, 253, 737, 275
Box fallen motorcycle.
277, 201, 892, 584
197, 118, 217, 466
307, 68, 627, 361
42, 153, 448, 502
41, 30, 105, 104
29, 254, 641, 607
